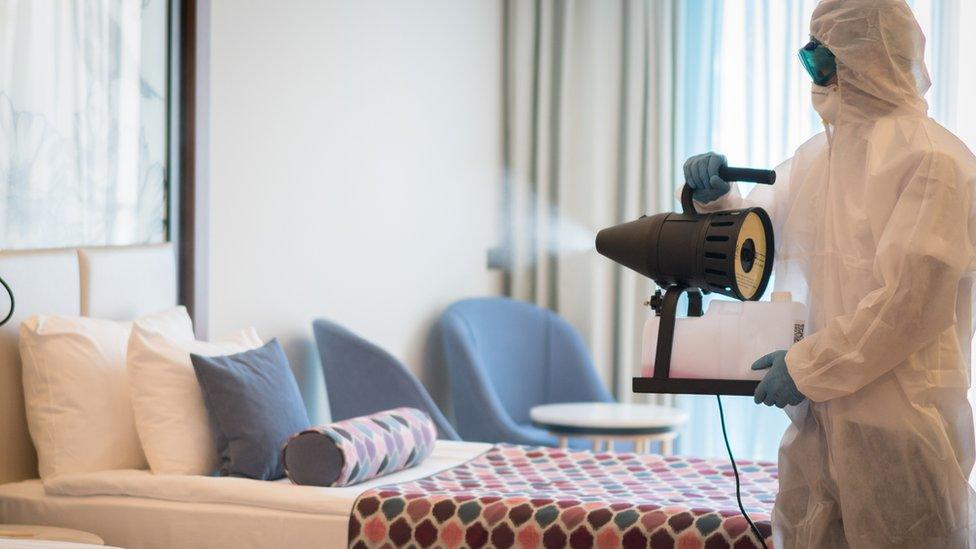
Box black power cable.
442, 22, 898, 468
0, 275, 14, 327
717, 395, 769, 549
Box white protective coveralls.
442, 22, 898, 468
705, 0, 976, 546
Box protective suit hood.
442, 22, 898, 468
810, 0, 931, 121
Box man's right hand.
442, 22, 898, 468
683, 152, 731, 203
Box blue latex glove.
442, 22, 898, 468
683, 152, 731, 204
752, 350, 806, 408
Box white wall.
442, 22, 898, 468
207, 0, 503, 422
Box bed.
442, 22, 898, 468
0, 441, 490, 547
0, 246, 777, 548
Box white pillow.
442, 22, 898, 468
127, 306, 262, 475
20, 315, 147, 479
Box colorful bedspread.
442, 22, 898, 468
348, 445, 776, 548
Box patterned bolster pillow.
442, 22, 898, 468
283, 407, 437, 487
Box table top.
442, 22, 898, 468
0, 525, 104, 546
530, 402, 688, 435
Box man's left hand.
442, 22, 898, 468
752, 350, 806, 408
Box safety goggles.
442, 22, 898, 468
798, 39, 837, 86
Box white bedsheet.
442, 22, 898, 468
43, 440, 490, 516
0, 479, 349, 548
0, 440, 491, 549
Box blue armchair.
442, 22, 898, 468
428, 297, 613, 446
312, 319, 459, 440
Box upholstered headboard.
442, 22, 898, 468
0, 244, 177, 485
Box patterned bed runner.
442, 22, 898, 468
348, 444, 776, 548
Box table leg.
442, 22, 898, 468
636, 438, 649, 454
592, 438, 603, 452
661, 437, 674, 456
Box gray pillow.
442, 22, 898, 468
191, 339, 310, 480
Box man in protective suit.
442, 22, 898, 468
684, 0, 976, 546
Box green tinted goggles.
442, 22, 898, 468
798, 39, 836, 86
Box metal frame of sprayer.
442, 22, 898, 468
596, 166, 777, 396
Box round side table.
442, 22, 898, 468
530, 402, 688, 455
0, 525, 104, 545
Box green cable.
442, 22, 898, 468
717, 395, 768, 549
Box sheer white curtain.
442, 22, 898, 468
674, 0, 975, 460
672, 0, 818, 461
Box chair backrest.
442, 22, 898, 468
312, 319, 459, 440
441, 297, 611, 425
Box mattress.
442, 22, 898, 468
0, 441, 491, 549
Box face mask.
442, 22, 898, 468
812, 83, 839, 125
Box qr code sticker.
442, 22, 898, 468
794, 323, 805, 343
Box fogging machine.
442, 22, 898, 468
596, 166, 777, 396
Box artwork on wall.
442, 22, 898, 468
0, 0, 170, 250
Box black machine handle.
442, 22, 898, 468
718, 166, 776, 185
681, 165, 776, 214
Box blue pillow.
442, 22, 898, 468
191, 339, 310, 480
